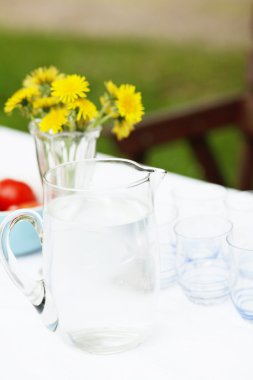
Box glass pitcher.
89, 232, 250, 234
0, 159, 165, 354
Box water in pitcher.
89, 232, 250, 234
42, 193, 158, 354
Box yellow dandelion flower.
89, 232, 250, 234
23, 66, 62, 87
33, 96, 60, 110
105, 81, 118, 97
69, 98, 98, 122
116, 84, 144, 124
4, 87, 40, 113
112, 120, 134, 140
52, 74, 89, 104
39, 108, 68, 134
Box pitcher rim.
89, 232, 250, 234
43, 158, 156, 192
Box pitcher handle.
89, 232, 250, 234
0, 209, 58, 331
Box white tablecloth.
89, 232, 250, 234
0, 126, 252, 380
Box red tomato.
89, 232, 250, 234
0, 179, 37, 211
7, 201, 41, 211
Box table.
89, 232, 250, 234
0, 126, 252, 380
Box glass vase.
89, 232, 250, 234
29, 121, 101, 179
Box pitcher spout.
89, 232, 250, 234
130, 161, 166, 194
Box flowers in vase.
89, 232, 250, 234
4, 66, 144, 140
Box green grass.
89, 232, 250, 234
0, 29, 246, 186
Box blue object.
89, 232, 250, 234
0, 207, 43, 256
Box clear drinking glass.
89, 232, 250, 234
172, 182, 226, 218
175, 215, 234, 305
0, 159, 166, 354
227, 227, 253, 322
154, 201, 178, 288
